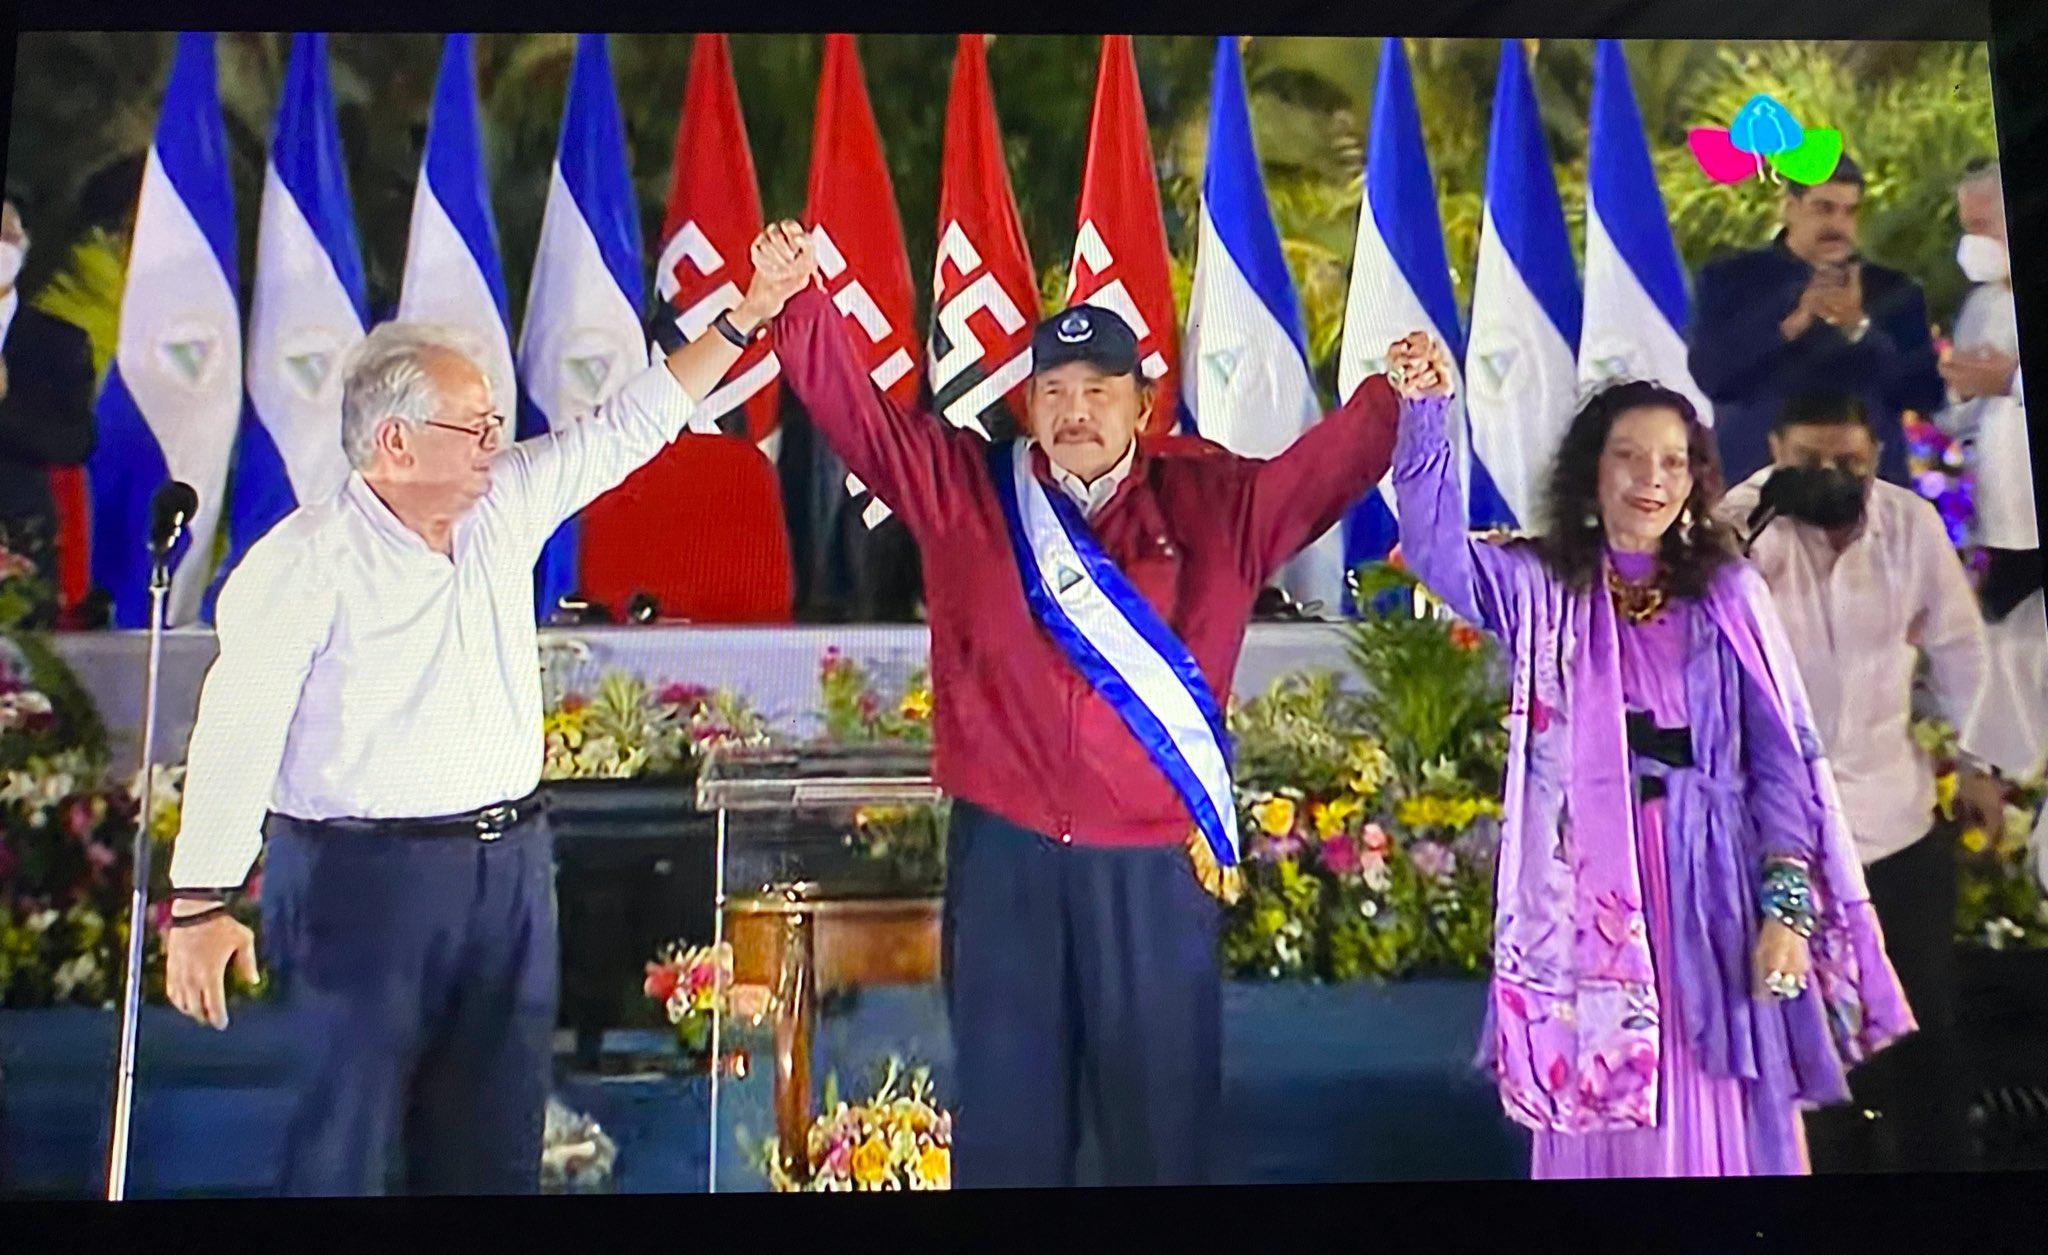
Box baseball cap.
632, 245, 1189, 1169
1031, 304, 1141, 377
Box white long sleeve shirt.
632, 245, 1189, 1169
1938, 283, 2037, 550
168, 361, 704, 890
1719, 470, 2015, 863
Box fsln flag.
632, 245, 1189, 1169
212, 32, 366, 619
1067, 34, 1180, 435
1338, 37, 1502, 578
398, 33, 517, 418
87, 31, 241, 627
929, 33, 1037, 442
651, 33, 779, 451
806, 33, 920, 531
1582, 39, 1712, 423
518, 32, 648, 619
1465, 39, 1582, 530
1183, 36, 1341, 611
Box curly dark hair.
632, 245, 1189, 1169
1531, 379, 1737, 599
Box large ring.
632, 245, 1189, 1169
1764, 969, 1806, 1000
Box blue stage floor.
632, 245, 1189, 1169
0, 980, 1527, 1196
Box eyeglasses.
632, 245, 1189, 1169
423, 415, 508, 449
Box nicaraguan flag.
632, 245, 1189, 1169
1182, 37, 1343, 612
1581, 39, 1711, 422
398, 33, 517, 424
1338, 38, 1510, 583
211, 32, 366, 617
517, 33, 647, 618
1465, 39, 1582, 530
87, 32, 242, 628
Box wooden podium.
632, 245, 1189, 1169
695, 743, 943, 1190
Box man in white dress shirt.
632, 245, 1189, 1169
1937, 163, 2046, 853
158, 246, 809, 1196
1718, 391, 2024, 1173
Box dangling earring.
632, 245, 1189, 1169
1678, 506, 1694, 532
1584, 509, 1601, 530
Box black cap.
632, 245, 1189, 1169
1031, 304, 1141, 377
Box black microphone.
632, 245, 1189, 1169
150, 481, 199, 556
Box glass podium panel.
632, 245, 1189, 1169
695, 743, 951, 1192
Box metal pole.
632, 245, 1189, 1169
707, 805, 728, 1194
105, 561, 173, 1201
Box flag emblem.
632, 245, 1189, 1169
1056, 564, 1085, 595
158, 324, 224, 390
278, 326, 347, 402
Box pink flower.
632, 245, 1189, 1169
683, 961, 720, 998
63, 799, 96, 841
644, 962, 682, 1003
1361, 823, 1391, 855
658, 683, 711, 708
823, 1139, 854, 1178
1319, 833, 1362, 877
1410, 840, 1455, 880
84, 842, 116, 873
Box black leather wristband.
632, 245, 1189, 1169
165, 904, 233, 930
712, 309, 760, 349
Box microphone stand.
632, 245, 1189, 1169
105, 531, 179, 1201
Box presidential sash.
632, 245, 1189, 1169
986, 439, 1242, 903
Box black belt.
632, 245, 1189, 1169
280, 789, 548, 842
1628, 712, 1694, 802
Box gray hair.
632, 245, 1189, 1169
339, 320, 493, 471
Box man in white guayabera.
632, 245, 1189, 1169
157, 250, 811, 1196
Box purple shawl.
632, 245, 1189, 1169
1391, 395, 1914, 1146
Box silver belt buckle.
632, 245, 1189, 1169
475, 804, 517, 841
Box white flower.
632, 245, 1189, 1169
52, 953, 99, 999
27, 908, 59, 933
1361, 900, 1380, 918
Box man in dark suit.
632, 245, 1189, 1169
1688, 155, 1944, 487
0, 197, 96, 617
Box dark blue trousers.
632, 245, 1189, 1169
941, 801, 1222, 1188
259, 811, 559, 1196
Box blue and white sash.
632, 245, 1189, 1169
986, 439, 1241, 899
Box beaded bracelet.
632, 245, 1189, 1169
1759, 860, 1816, 939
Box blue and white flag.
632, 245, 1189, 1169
213, 33, 367, 616
398, 34, 517, 431
87, 32, 241, 627
1581, 39, 1711, 422
1465, 40, 1582, 530
517, 33, 647, 618
1182, 37, 1342, 611
1338, 38, 1512, 580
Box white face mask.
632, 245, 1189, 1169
1957, 232, 2010, 284
0, 240, 23, 291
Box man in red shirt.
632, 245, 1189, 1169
749, 221, 1398, 1186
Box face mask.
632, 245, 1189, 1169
1957, 233, 2010, 284
0, 240, 22, 291
1764, 465, 1869, 530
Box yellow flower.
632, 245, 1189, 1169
1934, 772, 1959, 819
851, 1136, 890, 1186
900, 686, 934, 721
914, 1144, 950, 1186
1315, 795, 1363, 838
1345, 740, 1393, 798
1254, 796, 1297, 837
542, 707, 586, 748
1960, 826, 1988, 854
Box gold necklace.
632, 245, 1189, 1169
1606, 562, 1669, 624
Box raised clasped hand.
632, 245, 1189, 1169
1386, 331, 1453, 400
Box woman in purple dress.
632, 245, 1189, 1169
1382, 333, 1912, 1177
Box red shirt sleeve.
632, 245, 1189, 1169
1239, 373, 1400, 582
771, 283, 979, 539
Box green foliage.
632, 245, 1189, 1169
1342, 562, 1507, 791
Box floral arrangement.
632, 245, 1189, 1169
1903, 409, 1979, 561
816, 648, 945, 888
541, 665, 769, 782
642, 939, 772, 1060
540, 1096, 619, 1193
1223, 561, 1507, 982
762, 1057, 952, 1192
1918, 718, 2048, 950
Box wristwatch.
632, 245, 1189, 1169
1842, 316, 1871, 345
712, 308, 766, 349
